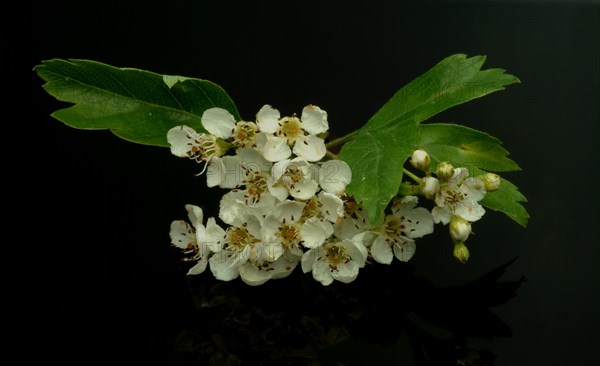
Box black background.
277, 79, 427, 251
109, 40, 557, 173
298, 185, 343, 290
21, 0, 599, 365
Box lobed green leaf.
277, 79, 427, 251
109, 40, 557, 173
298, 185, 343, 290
35, 59, 239, 147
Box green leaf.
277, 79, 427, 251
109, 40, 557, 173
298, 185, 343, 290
340, 54, 523, 224
339, 125, 419, 222
363, 54, 520, 131
479, 175, 529, 228
418, 123, 520, 172
34, 59, 240, 147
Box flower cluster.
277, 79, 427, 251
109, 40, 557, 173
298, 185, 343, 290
168, 106, 501, 286
410, 149, 501, 263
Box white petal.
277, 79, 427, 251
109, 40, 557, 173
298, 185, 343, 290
292, 135, 326, 162
334, 216, 365, 240
343, 238, 368, 266
261, 215, 281, 243
219, 191, 248, 226
167, 126, 201, 158
274, 200, 306, 223
432, 206, 451, 225
187, 259, 208, 275
393, 239, 416, 262
201, 108, 237, 139
261, 242, 285, 262
312, 259, 334, 286
392, 195, 418, 212
450, 167, 470, 184
300, 105, 329, 135
209, 251, 240, 281
351, 231, 379, 248
300, 217, 332, 249
204, 218, 226, 252
185, 204, 203, 228
301, 247, 318, 273
405, 207, 434, 238
332, 261, 359, 283
231, 246, 252, 267
206, 156, 243, 188
461, 178, 486, 202
289, 179, 319, 200
263, 135, 291, 162
319, 160, 352, 195
205, 158, 224, 188
271, 159, 291, 181
269, 256, 299, 280
318, 191, 344, 222
455, 201, 486, 222
267, 180, 289, 202
244, 191, 279, 218
370, 235, 393, 264
256, 105, 281, 133
393, 197, 434, 238
169, 220, 196, 250
237, 147, 272, 174
238, 262, 272, 286
245, 214, 264, 239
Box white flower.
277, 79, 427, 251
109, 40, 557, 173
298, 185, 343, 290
359, 196, 433, 264
167, 125, 227, 165
238, 251, 301, 286
299, 191, 344, 248
219, 190, 277, 226
301, 238, 368, 286
230, 122, 259, 148
271, 157, 319, 200
432, 168, 486, 224
261, 200, 307, 261
169, 204, 225, 275
208, 214, 273, 281
302, 191, 345, 224
318, 160, 352, 195
207, 147, 273, 193
202, 108, 259, 148
255, 104, 328, 162
333, 195, 371, 240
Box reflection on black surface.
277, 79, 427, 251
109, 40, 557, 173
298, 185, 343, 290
172, 259, 525, 366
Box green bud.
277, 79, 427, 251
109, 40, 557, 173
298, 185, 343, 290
436, 161, 455, 181
410, 149, 430, 172
481, 172, 501, 192
449, 216, 471, 242
453, 241, 470, 264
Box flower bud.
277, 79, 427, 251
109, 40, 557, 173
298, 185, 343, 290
410, 149, 430, 171
453, 241, 470, 263
420, 176, 440, 199
436, 161, 455, 181
449, 216, 471, 242
481, 172, 501, 192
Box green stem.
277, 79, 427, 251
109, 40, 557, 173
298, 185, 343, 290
325, 131, 360, 148
397, 183, 421, 196
402, 168, 422, 183
325, 150, 339, 160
